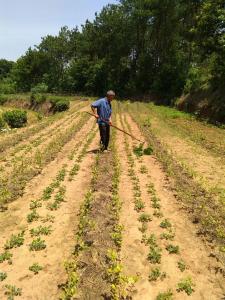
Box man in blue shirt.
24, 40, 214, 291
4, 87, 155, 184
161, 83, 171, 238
91, 90, 115, 151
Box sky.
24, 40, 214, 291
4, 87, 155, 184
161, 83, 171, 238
0, 0, 118, 61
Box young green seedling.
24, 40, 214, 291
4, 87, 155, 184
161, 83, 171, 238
29, 263, 43, 274
160, 219, 172, 229
4, 231, 25, 250
156, 289, 173, 300
166, 244, 180, 254
0, 272, 7, 281
29, 238, 46, 251
177, 277, 195, 295
178, 259, 186, 272
0, 251, 13, 264
4, 284, 22, 299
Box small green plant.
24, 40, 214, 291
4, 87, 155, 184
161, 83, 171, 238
0, 251, 13, 264
30, 225, 52, 237
69, 164, 80, 179
5, 284, 22, 299
148, 246, 162, 264
3, 109, 27, 128
133, 144, 144, 157
29, 238, 46, 251
143, 147, 153, 155
149, 268, 166, 282
177, 277, 195, 295
0, 272, 7, 281
4, 231, 25, 250
27, 209, 40, 223
41, 214, 55, 223
178, 260, 186, 272
30, 200, 42, 210
160, 219, 172, 229
29, 263, 43, 274
134, 199, 145, 211
111, 225, 123, 247
160, 231, 175, 241
145, 234, 157, 247
47, 201, 60, 211
42, 186, 54, 200
153, 210, 163, 218
140, 165, 148, 174
166, 244, 180, 254
156, 289, 173, 300
138, 213, 152, 223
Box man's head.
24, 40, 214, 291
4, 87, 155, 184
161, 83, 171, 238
106, 90, 115, 102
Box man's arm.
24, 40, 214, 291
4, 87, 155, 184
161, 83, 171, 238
91, 99, 101, 119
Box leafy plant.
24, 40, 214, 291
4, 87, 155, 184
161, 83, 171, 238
160, 231, 175, 241
134, 199, 145, 211
149, 268, 160, 281
41, 214, 55, 223
160, 219, 172, 229
177, 277, 195, 295
140, 165, 148, 174
29, 263, 43, 274
4, 231, 25, 250
178, 260, 186, 272
3, 109, 27, 128
4, 284, 22, 299
0, 272, 7, 281
138, 213, 152, 223
30, 225, 52, 237
0, 251, 13, 264
156, 289, 173, 300
148, 246, 162, 264
30, 200, 42, 210
166, 244, 180, 254
29, 238, 46, 251
27, 209, 40, 223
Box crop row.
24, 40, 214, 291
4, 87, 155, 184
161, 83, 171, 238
0, 120, 97, 298
0, 112, 89, 209
120, 113, 196, 299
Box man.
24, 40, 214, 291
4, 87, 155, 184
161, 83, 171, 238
91, 90, 115, 152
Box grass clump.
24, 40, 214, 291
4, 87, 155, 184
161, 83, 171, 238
4, 231, 25, 250
29, 238, 46, 251
29, 263, 43, 274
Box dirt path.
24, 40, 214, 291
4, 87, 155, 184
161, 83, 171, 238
117, 112, 224, 299
0, 116, 100, 299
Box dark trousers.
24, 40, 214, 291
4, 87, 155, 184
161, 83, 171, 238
99, 123, 110, 150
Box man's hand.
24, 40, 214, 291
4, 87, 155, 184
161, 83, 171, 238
94, 114, 99, 119
108, 120, 112, 126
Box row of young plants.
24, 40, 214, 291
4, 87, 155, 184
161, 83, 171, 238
0, 100, 86, 155
0, 101, 86, 162
0, 120, 97, 299
0, 112, 89, 209
127, 106, 225, 258
120, 113, 195, 299
106, 123, 137, 300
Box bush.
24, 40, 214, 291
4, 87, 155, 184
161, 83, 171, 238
30, 93, 47, 106
53, 100, 70, 112
50, 98, 70, 113
30, 83, 48, 94
3, 109, 27, 128
0, 81, 16, 94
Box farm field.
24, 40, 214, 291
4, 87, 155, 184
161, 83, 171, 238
0, 98, 224, 300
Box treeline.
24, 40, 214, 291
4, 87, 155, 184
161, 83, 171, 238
0, 0, 224, 107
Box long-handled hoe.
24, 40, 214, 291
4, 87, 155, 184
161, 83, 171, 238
85, 111, 144, 144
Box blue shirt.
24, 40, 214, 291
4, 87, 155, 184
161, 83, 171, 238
91, 97, 112, 124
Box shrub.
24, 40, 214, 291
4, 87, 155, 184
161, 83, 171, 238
30, 93, 47, 105
3, 109, 27, 128
0, 81, 16, 94
53, 99, 70, 112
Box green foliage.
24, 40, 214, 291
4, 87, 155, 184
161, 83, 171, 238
30, 93, 47, 105
0, 272, 7, 281
51, 99, 70, 113
2, 109, 27, 128
138, 213, 152, 223
29, 237, 46, 251
0, 115, 6, 129
148, 246, 162, 264
4, 231, 25, 250
30, 225, 52, 237
178, 260, 186, 272
149, 268, 166, 282
4, 284, 22, 299
31, 83, 48, 94
156, 289, 173, 300
166, 244, 180, 254
177, 277, 195, 295
160, 219, 172, 229
27, 209, 40, 223
29, 263, 43, 274
0, 251, 13, 264
0, 94, 8, 105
